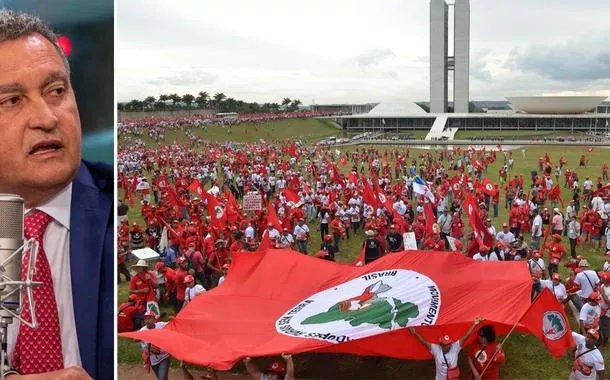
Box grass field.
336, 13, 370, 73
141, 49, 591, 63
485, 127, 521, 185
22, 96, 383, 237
118, 119, 610, 379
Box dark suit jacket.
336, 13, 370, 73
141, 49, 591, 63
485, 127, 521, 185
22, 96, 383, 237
69, 161, 113, 379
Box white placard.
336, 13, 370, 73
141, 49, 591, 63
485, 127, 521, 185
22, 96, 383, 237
131, 247, 160, 261
403, 232, 418, 250
243, 192, 263, 211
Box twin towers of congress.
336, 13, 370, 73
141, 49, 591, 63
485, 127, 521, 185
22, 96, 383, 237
430, 0, 470, 113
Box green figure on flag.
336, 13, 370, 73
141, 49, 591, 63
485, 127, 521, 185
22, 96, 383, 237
302, 281, 419, 330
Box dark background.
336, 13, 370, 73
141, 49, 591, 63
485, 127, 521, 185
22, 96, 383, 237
1, 0, 114, 164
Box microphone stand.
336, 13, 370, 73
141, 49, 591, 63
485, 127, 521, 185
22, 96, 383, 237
0, 239, 43, 379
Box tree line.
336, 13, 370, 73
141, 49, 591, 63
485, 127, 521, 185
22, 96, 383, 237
118, 92, 303, 114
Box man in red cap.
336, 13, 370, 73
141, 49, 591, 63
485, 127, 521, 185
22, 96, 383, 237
118, 294, 139, 333
175, 256, 188, 311
182, 274, 206, 310
243, 354, 295, 380
547, 233, 566, 276
139, 311, 170, 380
580, 291, 602, 335
569, 328, 604, 379
409, 316, 484, 380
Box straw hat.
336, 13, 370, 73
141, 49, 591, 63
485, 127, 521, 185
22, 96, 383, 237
130, 259, 149, 269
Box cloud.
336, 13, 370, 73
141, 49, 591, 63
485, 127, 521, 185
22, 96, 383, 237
470, 49, 493, 82
145, 68, 219, 87
510, 38, 610, 82
354, 48, 395, 68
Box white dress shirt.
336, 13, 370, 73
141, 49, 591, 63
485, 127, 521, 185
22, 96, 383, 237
8, 184, 82, 368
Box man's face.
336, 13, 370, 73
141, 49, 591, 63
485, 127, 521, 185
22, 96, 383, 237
144, 316, 156, 328
0, 34, 81, 203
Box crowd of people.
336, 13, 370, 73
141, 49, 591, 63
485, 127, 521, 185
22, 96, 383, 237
117, 119, 610, 379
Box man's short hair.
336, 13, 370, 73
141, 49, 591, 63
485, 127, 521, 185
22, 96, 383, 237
0, 9, 70, 75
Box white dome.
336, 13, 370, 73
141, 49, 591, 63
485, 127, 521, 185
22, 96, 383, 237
367, 102, 426, 116
506, 96, 606, 114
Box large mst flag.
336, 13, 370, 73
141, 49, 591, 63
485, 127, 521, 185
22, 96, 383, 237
122, 250, 571, 369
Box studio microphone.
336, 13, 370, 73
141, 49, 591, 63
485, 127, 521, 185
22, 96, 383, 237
0, 194, 43, 377
0, 194, 23, 314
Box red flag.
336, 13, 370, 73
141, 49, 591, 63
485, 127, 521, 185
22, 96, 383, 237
155, 175, 169, 189
449, 175, 463, 199
472, 158, 483, 171
122, 250, 534, 370
352, 244, 366, 266
266, 202, 282, 232
302, 182, 312, 194
205, 193, 227, 228
288, 176, 301, 193
340, 156, 348, 166
348, 171, 359, 187
519, 288, 575, 357
282, 188, 300, 204
481, 178, 498, 197
167, 187, 185, 208
463, 194, 494, 247
188, 180, 205, 197
423, 201, 436, 237
288, 144, 297, 158
362, 178, 380, 210
258, 231, 273, 251
548, 185, 565, 208
374, 182, 393, 212
225, 192, 240, 223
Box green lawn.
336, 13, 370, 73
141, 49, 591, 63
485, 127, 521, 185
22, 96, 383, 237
118, 119, 610, 378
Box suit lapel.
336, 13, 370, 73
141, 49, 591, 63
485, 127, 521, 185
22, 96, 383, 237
69, 163, 111, 376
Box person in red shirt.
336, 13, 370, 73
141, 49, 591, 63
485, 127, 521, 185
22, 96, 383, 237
157, 262, 177, 311
508, 202, 521, 236
468, 325, 506, 379
412, 216, 425, 248
450, 212, 464, 240
423, 232, 446, 252
129, 260, 158, 324
175, 257, 188, 311
547, 234, 566, 276
118, 294, 139, 333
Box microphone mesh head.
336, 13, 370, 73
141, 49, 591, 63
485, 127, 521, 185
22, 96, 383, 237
0, 194, 24, 239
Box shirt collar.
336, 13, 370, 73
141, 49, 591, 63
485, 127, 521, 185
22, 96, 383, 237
25, 184, 72, 230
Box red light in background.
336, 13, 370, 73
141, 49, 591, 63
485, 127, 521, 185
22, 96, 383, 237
57, 35, 72, 57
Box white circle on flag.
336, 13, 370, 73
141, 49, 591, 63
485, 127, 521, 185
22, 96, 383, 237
275, 269, 441, 344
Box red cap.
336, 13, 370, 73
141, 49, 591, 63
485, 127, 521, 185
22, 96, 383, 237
155, 262, 165, 271
177, 257, 187, 264
143, 310, 156, 318
552, 273, 561, 281
266, 361, 286, 373
439, 335, 453, 345
184, 275, 195, 284
324, 234, 333, 242
128, 294, 137, 301
587, 328, 600, 340
589, 291, 601, 301
532, 250, 541, 259
222, 264, 230, 270
453, 240, 463, 249
479, 245, 489, 252
552, 234, 562, 241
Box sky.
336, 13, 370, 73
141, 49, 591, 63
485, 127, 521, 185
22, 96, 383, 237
117, 0, 610, 104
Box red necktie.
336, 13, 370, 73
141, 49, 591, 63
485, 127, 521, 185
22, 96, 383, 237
12, 210, 64, 374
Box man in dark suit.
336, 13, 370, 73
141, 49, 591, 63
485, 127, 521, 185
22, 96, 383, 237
0, 10, 112, 379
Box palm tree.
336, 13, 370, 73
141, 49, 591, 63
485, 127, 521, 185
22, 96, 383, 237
288, 99, 302, 112
213, 92, 226, 112
196, 91, 209, 109
169, 93, 181, 110
281, 97, 291, 110
144, 96, 156, 110
182, 94, 195, 108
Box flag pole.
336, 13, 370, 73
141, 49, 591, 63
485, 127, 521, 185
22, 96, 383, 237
478, 318, 521, 378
